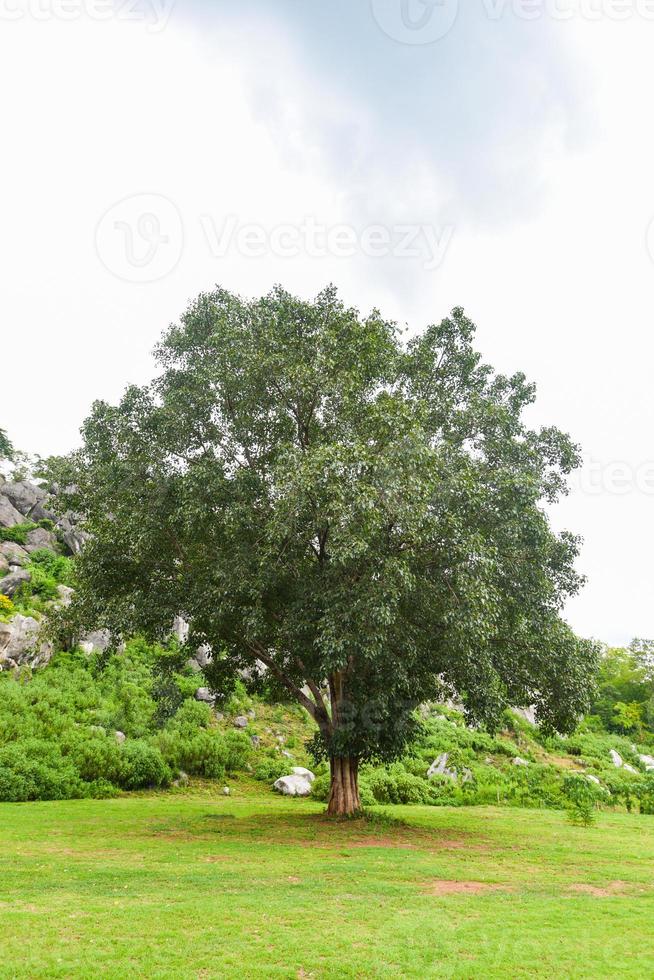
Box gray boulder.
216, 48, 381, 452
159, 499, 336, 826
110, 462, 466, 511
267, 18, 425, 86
234, 716, 249, 728
586, 774, 601, 785
194, 687, 215, 704
512, 757, 530, 767
24, 527, 58, 554
250, 735, 261, 748
273, 774, 312, 797
0, 542, 29, 566
623, 763, 639, 775
0, 614, 52, 669
0, 569, 30, 598
0, 554, 8, 576
610, 749, 624, 768
60, 525, 88, 555
0, 481, 46, 518
56, 584, 74, 606
639, 754, 654, 771
114, 731, 126, 744
0, 496, 24, 528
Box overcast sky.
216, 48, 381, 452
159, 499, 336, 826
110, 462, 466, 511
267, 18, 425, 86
1, 1, 653, 644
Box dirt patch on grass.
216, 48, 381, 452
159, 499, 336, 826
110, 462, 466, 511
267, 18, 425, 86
347, 837, 419, 849
567, 881, 634, 897
421, 880, 509, 896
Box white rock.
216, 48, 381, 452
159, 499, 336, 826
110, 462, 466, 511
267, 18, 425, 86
514, 706, 537, 725
623, 764, 639, 775
427, 753, 457, 781
586, 774, 601, 785
609, 749, 624, 768
222, 786, 230, 796
639, 754, 654, 770
194, 687, 215, 704
512, 757, 530, 767
291, 767, 315, 783
114, 731, 126, 744
273, 774, 312, 797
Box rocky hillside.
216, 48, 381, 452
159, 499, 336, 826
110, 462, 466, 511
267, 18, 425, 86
0, 474, 97, 670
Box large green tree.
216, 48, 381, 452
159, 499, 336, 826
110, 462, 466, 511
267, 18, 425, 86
66, 286, 597, 815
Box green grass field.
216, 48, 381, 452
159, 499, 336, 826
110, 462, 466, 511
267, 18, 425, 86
1, 783, 653, 979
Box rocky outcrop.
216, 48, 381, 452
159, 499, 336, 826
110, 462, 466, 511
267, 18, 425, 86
0, 476, 88, 669
0, 614, 52, 670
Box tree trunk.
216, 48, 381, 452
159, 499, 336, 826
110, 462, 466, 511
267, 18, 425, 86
327, 756, 361, 816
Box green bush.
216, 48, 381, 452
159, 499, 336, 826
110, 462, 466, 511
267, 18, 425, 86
563, 774, 601, 826
118, 741, 171, 790
253, 756, 292, 783
0, 522, 37, 545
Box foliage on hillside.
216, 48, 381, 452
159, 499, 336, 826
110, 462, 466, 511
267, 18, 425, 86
2, 635, 654, 819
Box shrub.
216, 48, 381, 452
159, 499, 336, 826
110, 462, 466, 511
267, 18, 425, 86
0, 522, 37, 545
563, 774, 601, 826
0, 594, 15, 621
118, 741, 171, 790
253, 756, 292, 783
0, 740, 83, 802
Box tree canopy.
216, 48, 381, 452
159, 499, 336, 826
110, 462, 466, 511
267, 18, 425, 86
64, 285, 598, 814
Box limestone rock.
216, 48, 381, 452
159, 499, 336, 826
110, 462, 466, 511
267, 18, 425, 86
0, 481, 46, 518
0, 614, 52, 669
0, 569, 30, 598
512, 757, 530, 767
273, 774, 312, 797
78, 630, 111, 655
24, 527, 58, 553
194, 687, 215, 704
0, 495, 24, 528
59, 524, 88, 555
234, 716, 249, 728
609, 749, 623, 768
0, 542, 29, 566
427, 753, 457, 781
114, 731, 126, 744
291, 767, 315, 783
56, 585, 74, 606
623, 763, 639, 775
639, 754, 654, 771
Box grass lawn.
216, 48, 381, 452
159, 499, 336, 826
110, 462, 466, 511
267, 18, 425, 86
1, 783, 653, 978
